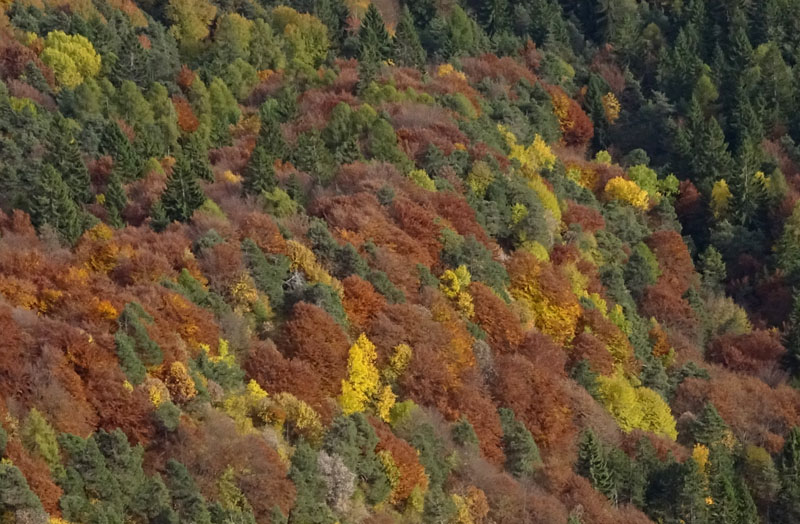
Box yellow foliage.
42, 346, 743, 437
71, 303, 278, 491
286, 239, 343, 296
519, 240, 549, 262
692, 443, 710, 475
375, 385, 397, 423
596, 370, 677, 440
222, 170, 242, 184
165, 361, 197, 403
529, 173, 562, 223
147, 379, 170, 407
94, 299, 118, 320
379, 449, 402, 503
437, 63, 466, 81
602, 92, 621, 124
223, 379, 271, 433
499, 126, 556, 176
40, 30, 101, 89
439, 266, 474, 318
466, 161, 494, 197
274, 392, 323, 445
711, 179, 733, 220
122, 380, 134, 393
509, 259, 581, 345
408, 169, 436, 191
595, 150, 612, 164
604, 176, 650, 210
229, 273, 260, 311
339, 333, 381, 415
383, 343, 413, 383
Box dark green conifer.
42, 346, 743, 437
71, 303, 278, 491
394, 6, 427, 69
577, 429, 616, 503
160, 153, 206, 223
29, 164, 84, 244
499, 407, 541, 479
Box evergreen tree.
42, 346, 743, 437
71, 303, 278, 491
288, 442, 335, 524
257, 100, 287, 158
180, 133, 214, 182
358, 4, 393, 62
498, 407, 541, 479
28, 164, 84, 244
577, 429, 616, 503
101, 121, 141, 181
160, 153, 206, 223
47, 117, 92, 204
165, 460, 212, 524
242, 144, 277, 196
691, 403, 729, 446
776, 427, 800, 522
677, 458, 710, 524
394, 6, 427, 69
105, 171, 128, 229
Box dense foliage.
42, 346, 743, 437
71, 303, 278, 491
2, 0, 800, 523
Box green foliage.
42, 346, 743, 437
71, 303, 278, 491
117, 302, 163, 367
27, 164, 84, 244
289, 442, 336, 524
160, 152, 206, 223
499, 407, 541, 478
323, 413, 391, 505
451, 417, 479, 449
577, 429, 616, 503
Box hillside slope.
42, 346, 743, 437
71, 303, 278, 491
2, 1, 800, 523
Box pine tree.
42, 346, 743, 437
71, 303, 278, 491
165, 459, 212, 524
499, 407, 541, 479
257, 100, 287, 158
180, 133, 214, 182
394, 6, 427, 69
691, 403, 729, 446
105, 171, 128, 229
160, 153, 206, 223
29, 164, 84, 244
677, 458, 710, 524
775, 427, 800, 522
358, 4, 393, 62
47, 116, 92, 204
577, 429, 616, 503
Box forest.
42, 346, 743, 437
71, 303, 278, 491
2, 0, 800, 522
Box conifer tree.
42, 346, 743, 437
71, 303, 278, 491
29, 164, 84, 244
160, 153, 206, 224
577, 429, 616, 503
358, 4, 393, 62
165, 459, 212, 524
499, 407, 541, 479
181, 133, 214, 182
105, 171, 128, 229
677, 458, 710, 524
394, 6, 427, 69
257, 100, 287, 158
47, 117, 92, 204
242, 144, 277, 196
691, 403, 728, 446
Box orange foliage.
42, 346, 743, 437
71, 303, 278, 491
469, 282, 524, 353
639, 282, 699, 339
546, 85, 594, 147
674, 372, 800, 453
342, 275, 386, 331
569, 332, 614, 375
279, 302, 350, 396
173, 95, 199, 133
562, 201, 605, 233
706, 330, 786, 376
370, 419, 430, 503
493, 354, 575, 450
235, 211, 287, 254
245, 340, 332, 421
646, 230, 695, 295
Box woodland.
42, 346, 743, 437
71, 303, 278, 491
2, 0, 800, 523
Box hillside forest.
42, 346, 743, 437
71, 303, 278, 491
4, 0, 800, 523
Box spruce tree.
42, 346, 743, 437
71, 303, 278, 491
677, 458, 710, 524
394, 6, 427, 69
776, 427, 800, 522
498, 407, 541, 479
358, 4, 393, 62
160, 153, 206, 223
29, 164, 84, 244
691, 403, 728, 446
180, 133, 214, 182
47, 117, 92, 204
165, 459, 212, 524
105, 171, 128, 229
257, 100, 287, 158
242, 144, 277, 196
577, 429, 616, 503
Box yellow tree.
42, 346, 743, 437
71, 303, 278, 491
340, 333, 383, 416
40, 31, 101, 89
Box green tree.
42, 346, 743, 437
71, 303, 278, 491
28, 164, 84, 244
242, 144, 277, 196
577, 429, 616, 503
394, 6, 426, 69
358, 4, 393, 62
166, 460, 212, 524
499, 407, 541, 479
691, 403, 729, 446
161, 152, 206, 223
288, 442, 335, 524
105, 171, 128, 229
0, 463, 45, 519
46, 117, 92, 204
